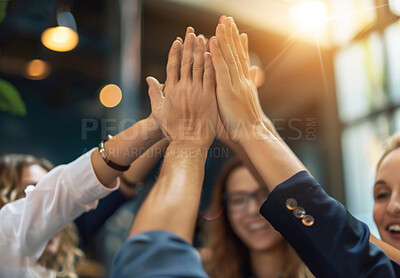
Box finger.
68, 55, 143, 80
250, 65, 265, 88
198, 34, 208, 49
240, 33, 250, 68
181, 32, 196, 81
176, 36, 183, 44
206, 38, 211, 53
146, 76, 164, 108
250, 66, 257, 85
185, 26, 195, 39
222, 17, 244, 78
166, 40, 183, 84
232, 23, 249, 78
203, 52, 215, 95
209, 37, 232, 89
193, 36, 206, 87
216, 24, 240, 85
218, 15, 227, 24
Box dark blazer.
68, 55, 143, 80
260, 171, 400, 278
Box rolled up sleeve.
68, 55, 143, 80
0, 148, 118, 263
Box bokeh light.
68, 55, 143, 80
99, 84, 122, 108
41, 26, 79, 52
25, 59, 51, 80
292, 1, 328, 32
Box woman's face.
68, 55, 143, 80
225, 166, 285, 252
17, 164, 49, 198
373, 148, 400, 250
19, 164, 62, 258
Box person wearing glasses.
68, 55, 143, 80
203, 159, 313, 278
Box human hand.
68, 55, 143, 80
147, 28, 218, 149
216, 16, 265, 89
210, 17, 270, 144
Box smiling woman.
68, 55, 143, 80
203, 159, 313, 278
373, 133, 400, 250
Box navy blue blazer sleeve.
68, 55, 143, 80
260, 171, 400, 278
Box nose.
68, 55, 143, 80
386, 191, 400, 216
247, 196, 260, 215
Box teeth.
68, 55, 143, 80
389, 225, 400, 232
248, 223, 268, 231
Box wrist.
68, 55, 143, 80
237, 122, 279, 148
142, 115, 164, 142
166, 141, 209, 162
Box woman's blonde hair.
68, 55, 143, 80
203, 159, 313, 278
0, 154, 84, 278
376, 132, 400, 171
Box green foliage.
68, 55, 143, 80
0, 3, 26, 116
0, 0, 9, 23
0, 79, 26, 116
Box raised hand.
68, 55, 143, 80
210, 17, 270, 143
147, 28, 218, 149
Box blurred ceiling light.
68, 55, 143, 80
41, 12, 79, 52
99, 84, 122, 108
24, 59, 51, 80
292, 1, 328, 32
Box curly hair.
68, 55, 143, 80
376, 132, 400, 171
203, 158, 313, 278
0, 154, 84, 278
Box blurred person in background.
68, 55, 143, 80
0, 154, 83, 278
0, 112, 164, 277
0, 139, 167, 277
0, 139, 168, 277
203, 159, 313, 278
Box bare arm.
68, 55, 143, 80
129, 143, 208, 242
118, 139, 169, 198
91, 115, 163, 188
210, 17, 304, 191
370, 234, 400, 264
129, 28, 218, 243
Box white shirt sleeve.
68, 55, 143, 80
0, 148, 118, 263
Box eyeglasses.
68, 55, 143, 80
223, 188, 269, 213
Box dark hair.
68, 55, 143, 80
203, 158, 313, 278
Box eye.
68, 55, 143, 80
374, 192, 390, 200
229, 196, 246, 206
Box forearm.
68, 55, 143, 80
264, 117, 309, 173
129, 142, 208, 243
122, 138, 169, 184
226, 140, 267, 188
240, 127, 305, 192
370, 234, 400, 264
91, 116, 163, 188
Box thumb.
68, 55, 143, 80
249, 66, 257, 86
146, 76, 163, 106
